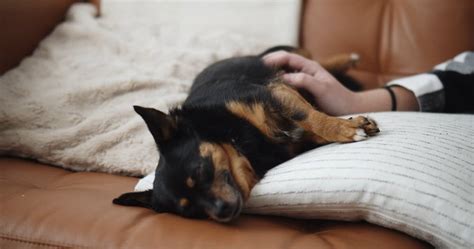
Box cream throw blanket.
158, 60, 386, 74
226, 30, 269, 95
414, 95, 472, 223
0, 3, 271, 176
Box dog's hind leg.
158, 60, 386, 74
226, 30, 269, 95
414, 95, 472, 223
268, 82, 379, 144
320, 53, 360, 75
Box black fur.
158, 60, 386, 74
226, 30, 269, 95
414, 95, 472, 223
181, 56, 297, 176
113, 46, 361, 222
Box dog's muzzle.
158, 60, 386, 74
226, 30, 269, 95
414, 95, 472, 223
204, 194, 243, 222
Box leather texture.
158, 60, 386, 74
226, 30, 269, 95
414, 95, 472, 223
0, 158, 432, 249
2, 0, 471, 248
301, 0, 474, 89
0, 0, 100, 75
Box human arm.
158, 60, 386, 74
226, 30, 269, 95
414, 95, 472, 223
263, 51, 419, 116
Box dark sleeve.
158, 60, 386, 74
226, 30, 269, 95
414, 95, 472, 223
386, 73, 445, 112
432, 70, 474, 113
386, 51, 474, 113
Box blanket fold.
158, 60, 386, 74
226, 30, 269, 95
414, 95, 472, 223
0, 3, 270, 176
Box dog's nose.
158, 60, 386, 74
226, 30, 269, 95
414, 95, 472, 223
213, 200, 235, 219
205, 198, 243, 223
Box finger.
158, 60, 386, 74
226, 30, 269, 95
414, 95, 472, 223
282, 72, 316, 89
263, 51, 321, 75
262, 51, 288, 68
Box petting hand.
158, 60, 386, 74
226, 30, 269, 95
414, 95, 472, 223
262, 51, 359, 116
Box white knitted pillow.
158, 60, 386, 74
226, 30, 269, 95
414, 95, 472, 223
244, 112, 473, 249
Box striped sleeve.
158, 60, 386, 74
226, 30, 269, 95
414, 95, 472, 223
386, 51, 474, 113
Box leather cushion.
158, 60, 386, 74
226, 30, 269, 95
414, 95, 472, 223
0, 158, 431, 248
301, 0, 474, 89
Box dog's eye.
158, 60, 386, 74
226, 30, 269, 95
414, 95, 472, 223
196, 161, 214, 181
192, 163, 205, 182
188, 160, 214, 191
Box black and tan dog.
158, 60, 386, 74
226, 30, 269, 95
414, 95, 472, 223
113, 47, 379, 222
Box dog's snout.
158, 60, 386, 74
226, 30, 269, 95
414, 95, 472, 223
213, 200, 234, 218
205, 197, 242, 222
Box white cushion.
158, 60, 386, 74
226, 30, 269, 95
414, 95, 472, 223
244, 112, 474, 249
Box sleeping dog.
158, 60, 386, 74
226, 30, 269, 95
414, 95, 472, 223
113, 47, 379, 222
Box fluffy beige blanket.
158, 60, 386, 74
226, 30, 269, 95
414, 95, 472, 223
0, 3, 270, 176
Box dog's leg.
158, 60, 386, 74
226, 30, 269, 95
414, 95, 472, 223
269, 82, 379, 144
320, 53, 360, 74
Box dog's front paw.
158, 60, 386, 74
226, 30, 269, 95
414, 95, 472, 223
348, 116, 379, 141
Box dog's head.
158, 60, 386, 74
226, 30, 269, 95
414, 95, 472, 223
113, 106, 258, 222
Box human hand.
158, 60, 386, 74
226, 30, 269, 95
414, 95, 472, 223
263, 51, 358, 116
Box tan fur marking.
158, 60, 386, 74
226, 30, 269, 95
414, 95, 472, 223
268, 82, 378, 144
199, 142, 228, 171
199, 142, 257, 201
210, 180, 236, 203
199, 142, 213, 157
199, 142, 234, 203
186, 177, 195, 188
270, 82, 346, 142
226, 101, 284, 142
320, 53, 359, 74
268, 82, 308, 110
222, 144, 258, 200
179, 198, 189, 207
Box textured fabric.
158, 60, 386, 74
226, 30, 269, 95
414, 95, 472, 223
435, 52, 474, 72
0, 3, 274, 176
388, 52, 474, 112
387, 74, 444, 112
135, 112, 474, 248
101, 0, 301, 45
243, 112, 474, 249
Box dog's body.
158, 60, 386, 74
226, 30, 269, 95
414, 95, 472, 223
183, 56, 311, 177
114, 48, 379, 222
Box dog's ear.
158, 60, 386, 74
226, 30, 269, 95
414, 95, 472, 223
113, 190, 153, 209
134, 105, 176, 145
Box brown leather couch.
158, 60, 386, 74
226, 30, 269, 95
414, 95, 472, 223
1, 0, 473, 248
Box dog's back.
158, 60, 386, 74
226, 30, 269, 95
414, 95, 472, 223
185, 56, 275, 108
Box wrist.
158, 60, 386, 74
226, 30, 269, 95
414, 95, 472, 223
350, 87, 419, 114
325, 89, 362, 116
352, 89, 392, 113
390, 86, 419, 111
344, 90, 363, 114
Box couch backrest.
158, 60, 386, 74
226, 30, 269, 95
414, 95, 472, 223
0, 0, 100, 75
300, 0, 474, 89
